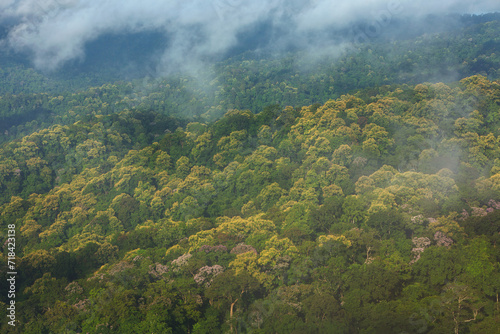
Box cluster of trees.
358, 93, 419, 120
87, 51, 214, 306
2, 17, 500, 137
0, 74, 499, 333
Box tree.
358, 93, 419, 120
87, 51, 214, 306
365, 209, 406, 239
110, 193, 141, 229
309, 196, 344, 233
441, 283, 483, 334
176, 156, 190, 178
332, 144, 353, 166
20, 250, 56, 283
206, 269, 260, 333
256, 183, 285, 211
341, 195, 366, 226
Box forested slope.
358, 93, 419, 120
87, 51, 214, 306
1, 17, 500, 132
1, 75, 499, 333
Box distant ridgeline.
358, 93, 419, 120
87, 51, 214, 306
0, 14, 500, 137
1, 13, 500, 94
0, 26, 498, 143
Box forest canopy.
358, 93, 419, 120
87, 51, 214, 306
0, 13, 500, 334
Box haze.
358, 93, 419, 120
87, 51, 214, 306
1, 0, 500, 73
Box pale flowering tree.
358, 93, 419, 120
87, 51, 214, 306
230, 243, 258, 255
148, 263, 169, 279
488, 199, 500, 210
459, 200, 500, 220
199, 245, 228, 253
409, 237, 431, 264
64, 282, 83, 295
434, 231, 454, 247
471, 207, 488, 217
407, 214, 427, 235
194, 265, 224, 287
73, 299, 90, 311
171, 253, 192, 272
459, 209, 470, 221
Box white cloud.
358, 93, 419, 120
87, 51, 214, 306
1, 0, 499, 71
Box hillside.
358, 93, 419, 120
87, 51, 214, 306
2, 9, 500, 334
1, 74, 500, 333
1, 16, 500, 126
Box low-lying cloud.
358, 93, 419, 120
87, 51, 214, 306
1, 0, 500, 73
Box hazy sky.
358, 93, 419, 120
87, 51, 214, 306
1, 0, 500, 72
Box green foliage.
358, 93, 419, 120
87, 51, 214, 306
2, 18, 500, 332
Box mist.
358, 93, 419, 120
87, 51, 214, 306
1, 0, 500, 74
